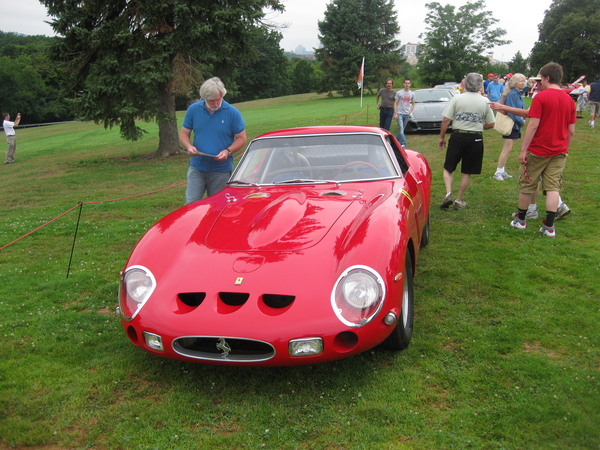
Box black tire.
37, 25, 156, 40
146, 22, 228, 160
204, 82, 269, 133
382, 252, 414, 351
420, 216, 430, 249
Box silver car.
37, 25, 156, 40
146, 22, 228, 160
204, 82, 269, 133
406, 88, 457, 133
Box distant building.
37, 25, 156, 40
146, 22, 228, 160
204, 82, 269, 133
286, 45, 316, 61
486, 53, 508, 68
294, 45, 311, 55
401, 43, 420, 66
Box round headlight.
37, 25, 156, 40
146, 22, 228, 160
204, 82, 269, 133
341, 270, 381, 308
332, 266, 385, 327
119, 265, 156, 320
125, 269, 154, 304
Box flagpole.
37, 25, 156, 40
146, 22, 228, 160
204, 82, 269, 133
361, 79, 364, 108
358, 57, 364, 107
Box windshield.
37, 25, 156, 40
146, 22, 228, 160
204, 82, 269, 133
414, 90, 454, 103
230, 133, 400, 185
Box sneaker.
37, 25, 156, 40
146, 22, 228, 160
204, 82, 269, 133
501, 172, 513, 179
556, 203, 571, 220
540, 220, 556, 238
492, 172, 505, 181
513, 211, 537, 220
454, 200, 467, 210
510, 218, 526, 230
526, 210, 538, 220
440, 193, 453, 209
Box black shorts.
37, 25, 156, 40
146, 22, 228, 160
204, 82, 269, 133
444, 132, 484, 174
502, 128, 521, 140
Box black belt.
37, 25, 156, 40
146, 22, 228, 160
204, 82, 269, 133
455, 130, 482, 134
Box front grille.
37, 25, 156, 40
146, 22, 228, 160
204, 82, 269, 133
418, 121, 442, 130
173, 336, 275, 362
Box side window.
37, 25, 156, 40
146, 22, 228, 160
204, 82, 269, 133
386, 136, 409, 174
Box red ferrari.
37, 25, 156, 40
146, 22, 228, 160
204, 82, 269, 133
118, 126, 431, 366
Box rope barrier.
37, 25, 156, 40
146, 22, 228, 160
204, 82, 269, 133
333, 105, 370, 125
0, 181, 188, 252
1, 109, 369, 255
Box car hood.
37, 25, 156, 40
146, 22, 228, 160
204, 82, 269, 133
126, 182, 400, 281
206, 188, 357, 252
412, 103, 446, 120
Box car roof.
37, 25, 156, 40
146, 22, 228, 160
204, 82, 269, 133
256, 125, 388, 139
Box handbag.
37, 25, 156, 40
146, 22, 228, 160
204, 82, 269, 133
493, 111, 514, 136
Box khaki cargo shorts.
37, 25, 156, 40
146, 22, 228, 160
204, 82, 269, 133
518, 152, 567, 194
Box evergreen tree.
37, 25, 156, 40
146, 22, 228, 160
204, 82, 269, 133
230, 29, 291, 103
529, 0, 600, 82
290, 59, 316, 94
508, 51, 529, 76
417, 1, 509, 86
315, 0, 403, 97
42, 0, 283, 156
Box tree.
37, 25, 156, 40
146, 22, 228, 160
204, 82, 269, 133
0, 57, 48, 123
315, 0, 403, 96
417, 1, 510, 86
530, 0, 600, 82
0, 32, 73, 123
42, 0, 283, 156
229, 28, 291, 103
508, 51, 529, 76
290, 58, 316, 94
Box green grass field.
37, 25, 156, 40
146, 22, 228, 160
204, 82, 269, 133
1, 93, 599, 450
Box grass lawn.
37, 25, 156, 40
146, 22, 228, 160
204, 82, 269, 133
1, 93, 599, 450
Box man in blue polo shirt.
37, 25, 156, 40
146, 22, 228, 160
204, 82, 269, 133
485, 74, 504, 102
179, 77, 247, 204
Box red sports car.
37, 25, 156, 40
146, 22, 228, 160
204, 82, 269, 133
118, 126, 431, 366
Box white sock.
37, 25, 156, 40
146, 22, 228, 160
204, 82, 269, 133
528, 204, 537, 212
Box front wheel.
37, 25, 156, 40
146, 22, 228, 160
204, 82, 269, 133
381, 252, 414, 351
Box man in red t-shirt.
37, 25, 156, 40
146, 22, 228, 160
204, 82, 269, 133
508, 62, 576, 238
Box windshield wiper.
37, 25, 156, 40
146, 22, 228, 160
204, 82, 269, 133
227, 180, 260, 188
273, 179, 338, 185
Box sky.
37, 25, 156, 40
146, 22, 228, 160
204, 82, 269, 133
1, 0, 553, 63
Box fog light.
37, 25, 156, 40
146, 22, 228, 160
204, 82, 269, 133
289, 338, 323, 357
383, 312, 397, 326
143, 331, 164, 351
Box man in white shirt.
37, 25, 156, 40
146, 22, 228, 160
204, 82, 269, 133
3, 112, 21, 164
438, 73, 495, 210
393, 79, 416, 148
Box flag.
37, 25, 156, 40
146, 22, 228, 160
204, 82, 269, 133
357, 57, 364, 89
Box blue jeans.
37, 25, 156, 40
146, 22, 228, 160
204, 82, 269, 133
186, 166, 231, 204
396, 114, 410, 147
379, 108, 394, 131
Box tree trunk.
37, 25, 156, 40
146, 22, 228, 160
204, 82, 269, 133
154, 78, 181, 157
